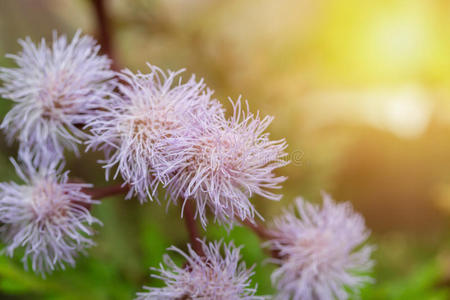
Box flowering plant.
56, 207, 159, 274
0, 19, 374, 300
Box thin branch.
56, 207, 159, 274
91, 0, 119, 70
77, 184, 128, 210
85, 184, 129, 199
181, 199, 205, 257
239, 217, 282, 259
239, 217, 274, 240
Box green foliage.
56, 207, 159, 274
359, 260, 450, 300
0, 220, 448, 300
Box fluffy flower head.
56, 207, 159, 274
0, 154, 101, 276
267, 193, 374, 300
0, 29, 114, 163
86, 64, 222, 202
164, 99, 288, 227
136, 240, 264, 300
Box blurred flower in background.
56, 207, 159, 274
267, 194, 373, 300
136, 240, 263, 300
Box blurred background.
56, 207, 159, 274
1, 0, 450, 299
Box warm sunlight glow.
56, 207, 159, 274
381, 87, 432, 138
358, 2, 434, 79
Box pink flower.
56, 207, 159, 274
0, 153, 101, 276
163, 99, 288, 227
136, 240, 265, 300
86, 64, 222, 202
267, 193, 374, 300
0, 30, 115, 163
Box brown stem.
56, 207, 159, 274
240, 218, 274, 240
181, 199, 205, 257
77, 184, 129, 210
239, 218, 282, 259
85, 184, 129, 199
91, 0, 119, 70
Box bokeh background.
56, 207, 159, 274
1, 0, 450, 299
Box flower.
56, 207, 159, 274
86, 64, 222, 202
0, 153, 101, 276
136, 240, 265, 300
0, 29, 115, 163
163, 99, 288, 227
267, 193, 374, 300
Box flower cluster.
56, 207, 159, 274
86, 65, 223, 202
0, 153, 100, 276
266, 193, 374, 300
163, 99, 289, 227
0, 29, 375, 299
85, 63, 288, 226
0, 30, 115, 164
136, 240, 264, 300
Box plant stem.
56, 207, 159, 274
91, 0, 119, 70
86, 184, 129, 199
240, 217, 274, 240
240, 218, 282, 259
181, 199, 205, 257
